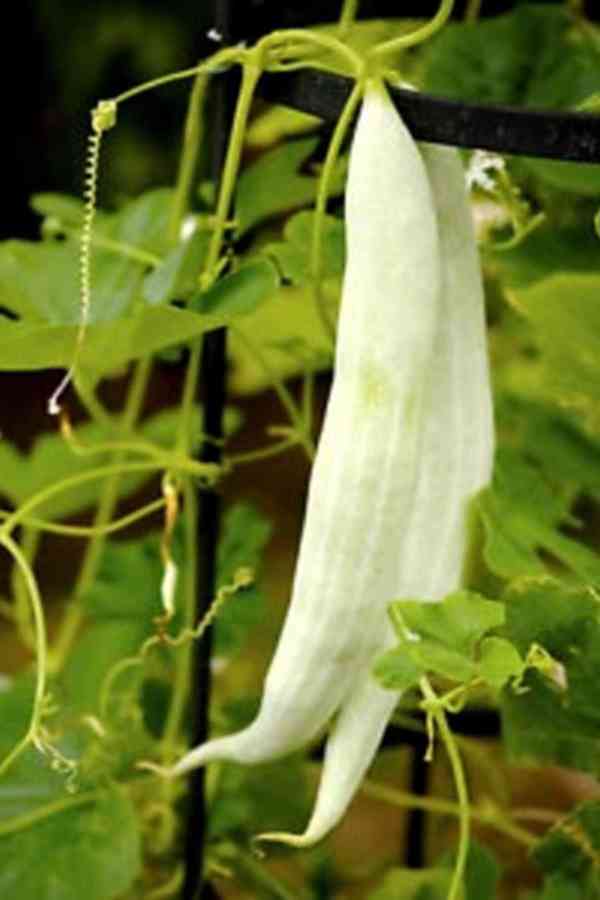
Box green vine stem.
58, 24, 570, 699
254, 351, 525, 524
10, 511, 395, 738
339, 0, 360, 36
368, 0, 455, 60
113, 49, 242, 106
0, 535, 48, 777
0, 498, 166, 539
259, 29, 363, 76
73, 373, 115, 428
420, 676, 470, 900
359, 778, 539, 849
310, 78, 364, 345
48, 357, 152, 670
167, 70, 209, 245
465, 0, 482, 22
11, 527, 41, 651
0, 790, 100, 837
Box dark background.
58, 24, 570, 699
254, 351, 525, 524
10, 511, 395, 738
3, 0, 596, 241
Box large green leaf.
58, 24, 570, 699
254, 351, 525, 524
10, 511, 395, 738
0, 240, 142, 325
191, 258, 280, 318
0, 786, 141, 900
507, 274, 600, 431
266, 210, 345, 286
368, 868, 453, 900
0, 305, 230, 375
487, 223, 600, 290
478, 447, 600, 584
534, 800, 600, 895
502, 578, 600, 772
424, 6, 600, 194
495, 394, 600, 503
235, 137, 345, 236
142, 228, 209, 306
377, 592, 511, 692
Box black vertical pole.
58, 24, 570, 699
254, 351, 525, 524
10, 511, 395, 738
182, 2, 241, 898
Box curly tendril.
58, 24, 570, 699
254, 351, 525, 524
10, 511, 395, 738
47, 100, 117, 417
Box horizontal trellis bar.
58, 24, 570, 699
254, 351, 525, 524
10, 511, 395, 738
258, 68, 600, 162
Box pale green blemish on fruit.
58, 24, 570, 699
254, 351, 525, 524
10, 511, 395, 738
358, 361, 390, 413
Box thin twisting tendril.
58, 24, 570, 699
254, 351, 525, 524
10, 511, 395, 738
47, 101, 117, 416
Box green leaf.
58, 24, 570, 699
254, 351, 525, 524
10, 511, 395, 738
502, 669, 600, 773
372, 646, 425, 692
30, 193, 87, 228
107, 187, 174, 256
391, 591, 505, 658
439, 840, 501, 900
507, 274, 600, 431
424, 7, 600, 195
530, 874, 585, 900
228, 283, 335, 394
0, 786, 141, 900
208, 755, 312, 840
424, 6, 567, 107
534, 800, 600, 893
502, 577, 599, 659
477, 636, 524, 691
368, 868, 453, 900
215, 503, 272, 656
61, 535, 165, 715
487, 223, 600, 290
0, 305, 229, 375
410, 640, 477, 684
386, 592, 505, 688
501, 578, 600, 772
478, 447, 600, 584
142, 228, 209, 305
0, 677, 72, 820
495, 394, 600, 504
235, 137, 345, 236
267, 211, 345, 286
0, 240, 142, 325
192, 258, 280, 319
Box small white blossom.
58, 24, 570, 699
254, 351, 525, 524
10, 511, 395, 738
466, 149, 506, 192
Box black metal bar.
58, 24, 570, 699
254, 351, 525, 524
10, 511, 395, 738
182, 2, 239, 898
258, 68, 600, 162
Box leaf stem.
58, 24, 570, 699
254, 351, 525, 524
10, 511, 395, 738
339, 0, 360, 35
360, 778, 539, 849
0, 790, 100, 836
168, 70, 209, 245
10, 527, 41, 651
47, 358, 152, 670
420, 676, 469, 900
0, 498, 166, 538
369, 0, 455, 60
0, 535, 47, 777
465, 0, 482, 22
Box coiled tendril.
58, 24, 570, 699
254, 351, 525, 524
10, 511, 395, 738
47, 99, 117, 416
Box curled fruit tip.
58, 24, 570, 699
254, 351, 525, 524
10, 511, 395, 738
136, 760, 176, 779
254, 830, 314, 849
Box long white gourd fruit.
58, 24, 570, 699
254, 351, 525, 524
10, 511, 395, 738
266, 144, 495, 846
171, 81, 441, 776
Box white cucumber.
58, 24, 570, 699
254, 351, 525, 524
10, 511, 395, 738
171, 81, 440, 776
267, 145, 495, 847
